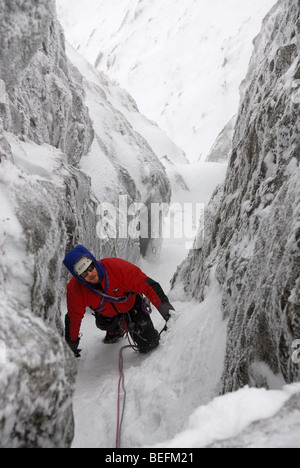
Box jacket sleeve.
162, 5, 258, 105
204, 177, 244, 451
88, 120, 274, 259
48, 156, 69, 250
142, 277, 169, 308
113, 259, 170, 309
134, 273, 175, 320
65, 280, 86, 342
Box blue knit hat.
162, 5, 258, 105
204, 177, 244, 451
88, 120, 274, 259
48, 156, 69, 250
63, 245, 105, 288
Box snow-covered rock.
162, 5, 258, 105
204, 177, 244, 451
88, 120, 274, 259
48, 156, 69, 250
205, 116, 236, 163
153, 383, 300, 448
210, 385, 300, 448
172, 0, 300, 392
0, 1, 94, 446
0, 0, 54, 89
1, 7, 94, 166
56, 0, 278, 161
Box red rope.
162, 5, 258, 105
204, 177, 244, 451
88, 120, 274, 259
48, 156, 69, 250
115, 316, 168, 448
116, 344, 130, 448
115, 317, 138, 448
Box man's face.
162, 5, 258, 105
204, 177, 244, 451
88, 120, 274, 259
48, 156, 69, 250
83, 265, 99, 284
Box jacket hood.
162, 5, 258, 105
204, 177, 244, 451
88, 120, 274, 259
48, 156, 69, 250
63, 245, 105, 288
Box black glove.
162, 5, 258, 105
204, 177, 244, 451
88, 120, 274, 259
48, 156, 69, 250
158, 302, 175, 322
67, 338, 81, 358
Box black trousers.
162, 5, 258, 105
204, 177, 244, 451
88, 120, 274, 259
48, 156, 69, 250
95, 295, 160, 353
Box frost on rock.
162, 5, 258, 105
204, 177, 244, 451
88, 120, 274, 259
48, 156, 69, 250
0, 138, 78, 447
205, 116, 236, 163
172, 0, 300, 392
0, 0, 99, 446
0, 0, 55, 88
0, 2, 76, 450
1, 11, 94, 166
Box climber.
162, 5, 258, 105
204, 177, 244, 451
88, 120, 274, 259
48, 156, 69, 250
63, 245, 174, 357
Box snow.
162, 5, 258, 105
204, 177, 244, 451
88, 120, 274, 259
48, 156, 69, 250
56, 0, 278, 162
5, 133, 65, 182
153, 384, 300, 448
0, 154, 34, 309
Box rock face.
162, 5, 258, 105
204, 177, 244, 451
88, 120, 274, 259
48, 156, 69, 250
172, 0, 300, 393
0, 0, 172, 447
0, 0, 54, 88
205, 116, 236, 163
0, 2, 94, 166
0, 0, 93, 447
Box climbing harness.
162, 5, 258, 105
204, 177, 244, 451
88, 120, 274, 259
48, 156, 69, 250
115, 318, 168, 449
81, 260, 133, 314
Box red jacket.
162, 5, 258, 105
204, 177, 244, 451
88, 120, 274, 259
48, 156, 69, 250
66, 258, 167, 341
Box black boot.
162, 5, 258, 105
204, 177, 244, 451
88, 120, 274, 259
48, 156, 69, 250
103, 329, 125, 344
127, 296, 160, 353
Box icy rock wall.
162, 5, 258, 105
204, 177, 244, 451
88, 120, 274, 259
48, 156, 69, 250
205, 116, 236, 163
0, 0, 54, 89
0, 1, 93, 166
0, 0, 95, 448
172, 0, 300, 392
